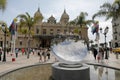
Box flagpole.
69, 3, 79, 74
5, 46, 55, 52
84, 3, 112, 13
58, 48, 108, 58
92, 21, 100, 61
10, 18, 17, 57
13, 35, 15, 56
11, 35, 14, 55
13, 21, 17, 57
10, 35, 12, 55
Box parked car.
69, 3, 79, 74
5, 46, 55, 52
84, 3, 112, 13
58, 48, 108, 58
112, 47, 120, 53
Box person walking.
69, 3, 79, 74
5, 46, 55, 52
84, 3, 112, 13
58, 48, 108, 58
21, 48, 25, 55
0, 48, 2, 61
15, 48, 19, 58
92, 47, 98, 60
42, 49, 47, 62
97, 47, 103, 63
37, 49, 42, 62
47, 50, 50, 60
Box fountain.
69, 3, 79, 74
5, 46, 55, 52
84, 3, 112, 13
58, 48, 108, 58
51, 36, 90, 80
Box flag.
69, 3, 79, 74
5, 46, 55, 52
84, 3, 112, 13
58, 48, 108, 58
95, 33, 100, 41
91, 22, 99, 35
9, 19, 17, 35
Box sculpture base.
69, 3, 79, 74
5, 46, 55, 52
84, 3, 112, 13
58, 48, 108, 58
52, 62, 90, 80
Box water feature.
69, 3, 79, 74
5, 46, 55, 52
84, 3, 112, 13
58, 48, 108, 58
51, 39, 88, 63
0, 64, 120, 80
0, 36, 119, 80
50, 37, 120, 80
51, 38, 90, 80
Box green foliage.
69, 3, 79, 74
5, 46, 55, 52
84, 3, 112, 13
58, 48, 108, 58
0, 0, 7, 11
0, 21, 10, 36
74, 27, 79, 34
17, 12, 39, 34
93, 1, 120, 20
70, 12, 93, 27
17, 12, 42, 58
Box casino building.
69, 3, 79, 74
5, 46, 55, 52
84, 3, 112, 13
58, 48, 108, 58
0, 8, 89, 49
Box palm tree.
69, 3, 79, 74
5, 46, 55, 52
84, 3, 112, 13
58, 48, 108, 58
0, 21, 11, 62
17, 12, 39, 58
92, 1, 120, 20
74, 12, 93, 27
0, 0, 7, 12
0, 21, 10, 34
114, 0, 120, 12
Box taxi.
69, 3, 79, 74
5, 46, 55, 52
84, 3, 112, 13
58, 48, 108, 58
112, 47, 120, 53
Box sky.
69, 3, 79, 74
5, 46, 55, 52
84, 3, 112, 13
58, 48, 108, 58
0, 0, 114, 44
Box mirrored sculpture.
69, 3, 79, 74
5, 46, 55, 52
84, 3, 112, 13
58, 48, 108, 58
51, 36, 88, 64
51, 35, 90, 80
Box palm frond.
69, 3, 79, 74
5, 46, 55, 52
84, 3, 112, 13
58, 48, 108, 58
92, 9, 108, 20
86, 20, 94, 26
0, 0, 7, 11
17, 14, 28, 22
100, 2, 112, 9
93, 1, 120, 20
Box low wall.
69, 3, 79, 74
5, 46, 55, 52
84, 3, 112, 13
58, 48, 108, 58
0, 64, 52, 80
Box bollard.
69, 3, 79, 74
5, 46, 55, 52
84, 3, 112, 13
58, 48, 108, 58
12, 58, 15, 62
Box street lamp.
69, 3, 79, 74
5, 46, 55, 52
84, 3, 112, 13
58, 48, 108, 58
103, 26, 109, 59
100, 26, 109, 59
1, 23, 7, 62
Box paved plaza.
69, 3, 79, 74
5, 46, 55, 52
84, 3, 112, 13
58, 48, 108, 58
0, 51, 120, 75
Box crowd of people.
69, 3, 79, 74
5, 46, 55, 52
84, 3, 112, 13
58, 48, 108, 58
37, 48, 51, 62
91, 46, 111, 63
0, 47, 51, 63
0, 45, 119, 63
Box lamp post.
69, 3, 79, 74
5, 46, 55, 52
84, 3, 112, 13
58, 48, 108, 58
103, 26, 109, 59
100, 26, 109, 59
2, 23, 7, 62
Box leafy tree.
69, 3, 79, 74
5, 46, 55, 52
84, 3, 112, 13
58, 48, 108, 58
17, 12, 40, 58
74, 12, 93, 27
0, 21, 10, 35
93, 0, 120, 20
0, 0, 7, 12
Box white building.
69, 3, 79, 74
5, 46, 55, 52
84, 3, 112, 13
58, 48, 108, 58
111, 16, 120, 48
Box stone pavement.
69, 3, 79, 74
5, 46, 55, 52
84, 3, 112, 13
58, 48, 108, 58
82, 51, 120, 70
0, 51, 120, 75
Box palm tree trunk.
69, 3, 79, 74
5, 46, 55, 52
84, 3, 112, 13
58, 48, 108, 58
27, 37, 30, 58
27, 27, 31, 59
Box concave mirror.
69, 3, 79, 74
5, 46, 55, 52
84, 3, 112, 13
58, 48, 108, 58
51, 35, 88, 64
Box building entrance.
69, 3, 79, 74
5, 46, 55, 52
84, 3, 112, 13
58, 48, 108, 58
41, 39, 51, 48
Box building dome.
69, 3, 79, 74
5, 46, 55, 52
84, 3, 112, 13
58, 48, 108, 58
34, 8, 43, 22
48, 15, 56, 24
60, 9, 69, 24
49, 15, 55, 21
61, 9, 69, 19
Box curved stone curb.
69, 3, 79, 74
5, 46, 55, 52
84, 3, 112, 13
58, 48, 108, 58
85, 62, 120, 71
0, 62, 120, 78
0, 62, 53, 78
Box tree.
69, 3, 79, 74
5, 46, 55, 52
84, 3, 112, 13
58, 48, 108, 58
0, 21, 10, 35
0, 0, 7, 12
74, 12, 93, 27
17, 12, 39, 58
92, 1, 120, 20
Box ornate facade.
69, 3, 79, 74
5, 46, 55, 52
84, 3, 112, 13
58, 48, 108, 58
0, 8, 89, 49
